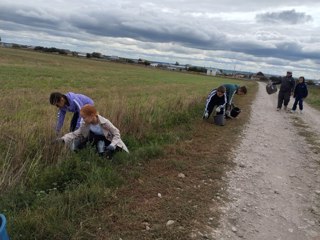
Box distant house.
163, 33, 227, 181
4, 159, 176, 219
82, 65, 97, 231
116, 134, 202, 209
206, 68, 221, 76
110, 56, 119, 61
76, 52, 87, 57
251, 71, 268, 81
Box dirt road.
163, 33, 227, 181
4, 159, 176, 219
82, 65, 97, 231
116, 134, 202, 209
211, 82, 320, 240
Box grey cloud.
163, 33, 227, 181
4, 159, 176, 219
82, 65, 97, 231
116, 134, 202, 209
69, 10, 227, 49
0, 1, 319, 78
0, 6, 59, 29
256, 9, 313, 24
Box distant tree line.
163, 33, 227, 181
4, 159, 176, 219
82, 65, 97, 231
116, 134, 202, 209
34, 46, 69, 55
187, 66, 207, 73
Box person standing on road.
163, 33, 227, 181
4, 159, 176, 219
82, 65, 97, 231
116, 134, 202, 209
223, 84, 247, 117
272, 71, 295, 111
50, 92, 94, 135
203, 85, 227, 119
291, 76, 308, 114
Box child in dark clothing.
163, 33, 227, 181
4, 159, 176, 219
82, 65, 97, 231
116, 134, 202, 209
203, 85, 227, 119
291, 76, 308, 114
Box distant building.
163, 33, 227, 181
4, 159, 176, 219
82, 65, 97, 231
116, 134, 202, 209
251, 71, 268, 81
77, 52, 87, 57
206, 68, 221, 76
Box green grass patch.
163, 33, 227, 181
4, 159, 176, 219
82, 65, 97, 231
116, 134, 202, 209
0, 47, 256, 239
305, 86, 320, 110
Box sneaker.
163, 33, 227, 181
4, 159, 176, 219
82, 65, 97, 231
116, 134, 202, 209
299, 110, 303, 114
276, 108, 280, 111
284, 106, 287, 111
290, 110, 295, 113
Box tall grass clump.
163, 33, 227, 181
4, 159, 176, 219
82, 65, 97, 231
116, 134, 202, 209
306, 85, 320, 110
0, 48, 255, 239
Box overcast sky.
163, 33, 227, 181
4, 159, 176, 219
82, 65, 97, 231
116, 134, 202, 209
1, 0, 319, 79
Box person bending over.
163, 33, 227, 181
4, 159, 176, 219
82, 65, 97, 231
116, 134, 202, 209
50, 92, 94, 134
223, 84, 247, 117
203, 85, 227, 119
57, 104, 129, 159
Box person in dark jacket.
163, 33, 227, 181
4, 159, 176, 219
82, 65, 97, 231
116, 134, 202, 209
203, 85, 227, 119
291, 76, 308, 114
272, 71, 296, 111
50, 92, 94, 135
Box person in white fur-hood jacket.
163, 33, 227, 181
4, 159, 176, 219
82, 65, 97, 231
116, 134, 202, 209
56, 104, 129, 159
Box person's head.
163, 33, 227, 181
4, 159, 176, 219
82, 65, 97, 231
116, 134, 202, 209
286, 71, 292, 77
298, 76, 305, 83
216, 85, 226, 97
49, 92, 66, 108
80, 104, 98, 124
237, 86, 247, 95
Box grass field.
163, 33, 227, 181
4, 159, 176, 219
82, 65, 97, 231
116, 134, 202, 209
306, 86, 320, 111
2, 47, 319, 239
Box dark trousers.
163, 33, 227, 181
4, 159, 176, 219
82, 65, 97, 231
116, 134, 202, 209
292, 97, 304, 111
70, 112, 79, 132
277, 91, 291, 109
75, 131, 120, 158
76, 131, 111, 151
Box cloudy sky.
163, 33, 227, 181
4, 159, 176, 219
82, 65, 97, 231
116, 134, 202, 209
1, 0, 320, 79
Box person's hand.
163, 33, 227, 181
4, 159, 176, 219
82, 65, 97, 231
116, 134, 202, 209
106, 144, 116, 152
216, 107, 221, 112
105, 144, 116, 159
226, 110, 231, 117
203, 112, 209, 119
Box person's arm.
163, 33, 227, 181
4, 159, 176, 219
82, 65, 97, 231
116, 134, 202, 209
72, 99, 83, 129
227, 89, 237, 107
204, 92, 216, 117
272, 77, 282, 85
304, 85, 308, 98
56, 109, 66, 133
102, 120, 121, 147
61, 124, 84, 144
293, 86, 297, 98
219, 94, 227, 113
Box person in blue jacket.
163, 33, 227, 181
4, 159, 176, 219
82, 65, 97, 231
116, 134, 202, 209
49, 92, 94, 135
291, 76, 308, 114
203, 85, 227, 119
223, 84, 247, 117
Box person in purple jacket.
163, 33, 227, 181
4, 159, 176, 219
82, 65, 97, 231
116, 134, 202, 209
49, 92, 94, 134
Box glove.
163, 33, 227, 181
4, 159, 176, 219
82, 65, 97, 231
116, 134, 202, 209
105, 144, 116, 159
106, 144, 116, 152
216, 107, 221, 112
203, 112, 209, 119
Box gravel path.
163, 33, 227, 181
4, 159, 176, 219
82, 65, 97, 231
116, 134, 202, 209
211, 81, 320, 240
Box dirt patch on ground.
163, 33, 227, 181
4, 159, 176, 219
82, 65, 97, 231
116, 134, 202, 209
208, 82, 320, 240
92, 82, 320, 240
96, 92, 253, 239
